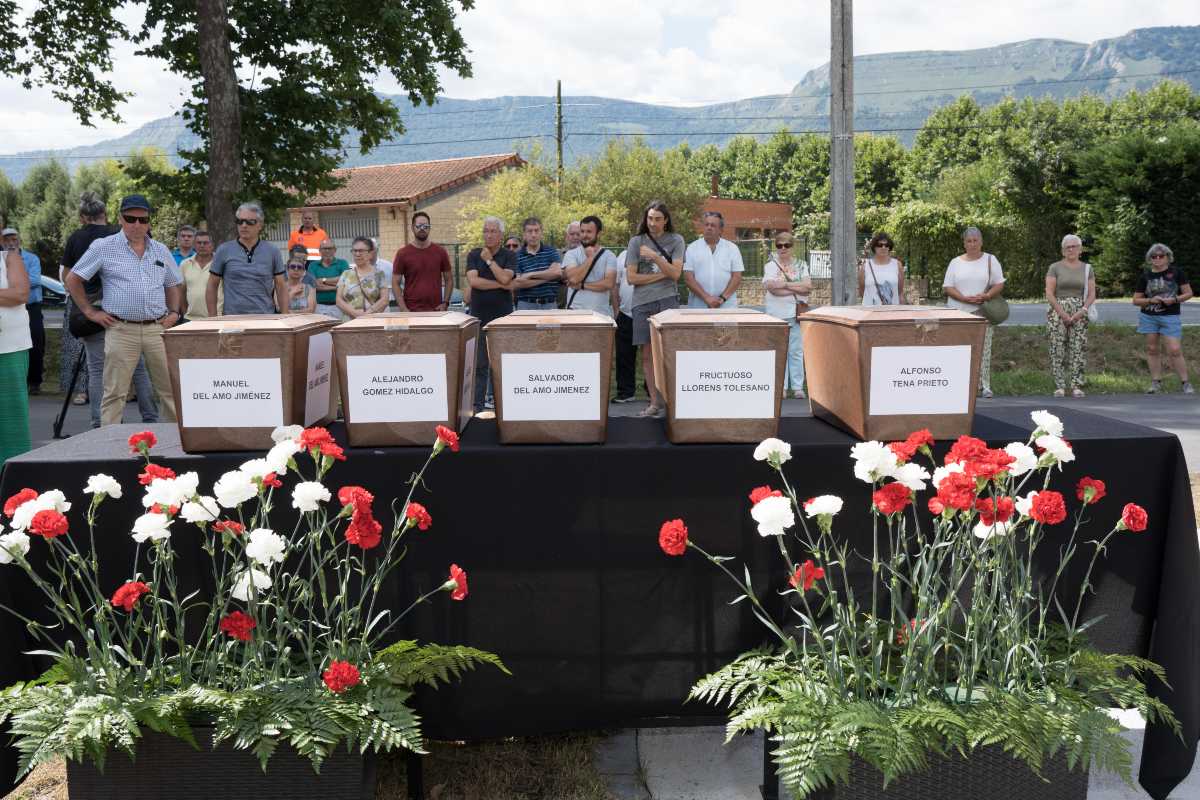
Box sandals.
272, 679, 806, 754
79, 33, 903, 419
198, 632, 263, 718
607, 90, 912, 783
638, 405, 665, 419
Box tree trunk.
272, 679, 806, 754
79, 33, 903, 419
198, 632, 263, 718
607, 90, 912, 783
194, 0, 242, 244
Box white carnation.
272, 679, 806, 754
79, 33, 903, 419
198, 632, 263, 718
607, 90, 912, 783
0, 531, 31, 565
238, 458, 274, 480
750, 494, 795, 537
142, 472, 201, 509
132, 512, 172, 543
753, 438, 792, 465
1004, 442, 1039, 476
266, 439, 302, 474
1030, 410, 1064, 438
973, 519, 1013, 540
1015, 491, 1038, 518
245, 528, 287, 566
271, 425, 305, 444
291, 481, 331, 513
932, 462, 965, 490
83, 474, 123, 499
180, 497, 219, 523
850, 441, 898, 483
892, 462, 931, 492
803, 495, 843, 517
1035, 434, 1075, 465
11, 492, 71, 532
214, 470, 257, 508
231, 568, 273, 602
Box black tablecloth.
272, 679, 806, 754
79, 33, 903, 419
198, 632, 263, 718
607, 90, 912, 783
1, 409, 1196, 799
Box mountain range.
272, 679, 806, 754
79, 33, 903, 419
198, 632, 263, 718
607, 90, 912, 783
1, 25, 1197, 184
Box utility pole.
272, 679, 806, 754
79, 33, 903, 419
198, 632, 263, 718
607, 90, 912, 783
556, 79, 564, 194
830, 0, 856, 306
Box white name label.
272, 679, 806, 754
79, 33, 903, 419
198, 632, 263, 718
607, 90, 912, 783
179, 358, 283, 428
869, 345, 972, 416
304, 332, 333, 426
345, 353, 448, 423
674, 350, 777, 419
500, 352, 601, 421
458, 336, 477, 431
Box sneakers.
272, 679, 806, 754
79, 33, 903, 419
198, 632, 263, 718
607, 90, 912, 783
484, 399, 495, 410
1184, 382, 1196, 395
612, 395, 635, 404
1146, 380, 1162, 394
1053, 388, 1065, 398
980, 388, 993, 399
1072, 388, 1085, 398
637, 405, 665, 418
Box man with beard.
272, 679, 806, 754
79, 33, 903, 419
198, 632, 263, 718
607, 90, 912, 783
561, 216, 617, 316
392, 211, 452, 311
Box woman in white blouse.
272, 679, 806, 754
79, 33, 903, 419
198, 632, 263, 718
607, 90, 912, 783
762, 231, 812, 399
0, 247, 32, 463
858, 232, 904, 305
942, 226, 1005, 398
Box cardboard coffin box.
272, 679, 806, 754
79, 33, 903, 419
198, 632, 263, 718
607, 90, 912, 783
164, 314, 338, 453
484, 310, 616, 444
799, 305, 988, 441
331, 312, 480, 447
649, 308, 790, 444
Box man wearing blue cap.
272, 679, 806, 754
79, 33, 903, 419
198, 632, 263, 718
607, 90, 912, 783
65, 194, 184, 425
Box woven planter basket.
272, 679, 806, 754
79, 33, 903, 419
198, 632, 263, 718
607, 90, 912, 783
66, 727, 377, 800
807, 744, 1088, 800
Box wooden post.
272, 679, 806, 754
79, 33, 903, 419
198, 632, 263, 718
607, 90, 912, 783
556, 79, 564, 194
830, 0, 856, 306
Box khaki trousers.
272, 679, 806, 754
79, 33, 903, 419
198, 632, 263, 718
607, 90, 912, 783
101, 321, 176, 425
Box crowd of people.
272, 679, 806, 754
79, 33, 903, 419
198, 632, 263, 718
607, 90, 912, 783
0, 193, 1192, 465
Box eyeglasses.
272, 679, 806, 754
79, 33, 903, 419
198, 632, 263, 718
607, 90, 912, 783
413, 223, 431, 231
876, 243, 892, 249
776, 242, 793, 249
236, 218, 259, 226
122, 214, 151, 225
350, 248, 371, 254
1150, 253, 1168, 259
287, 264, 306, 270
506, 243, 520, 250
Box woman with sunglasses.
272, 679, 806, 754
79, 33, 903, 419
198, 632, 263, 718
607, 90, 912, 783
1134, 243, 1193, 394
762, 232, 812, 399
858, 232, 904, 306
336, 237, 391, 320
283, 256, 316, 314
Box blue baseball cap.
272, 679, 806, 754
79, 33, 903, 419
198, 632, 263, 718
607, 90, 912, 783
119, 194, 152, 213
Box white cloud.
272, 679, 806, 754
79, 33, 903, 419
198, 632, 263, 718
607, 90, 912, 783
0, 0, 1197, 155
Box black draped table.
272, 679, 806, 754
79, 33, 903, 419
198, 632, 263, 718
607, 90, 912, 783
1, 408, 1196, 798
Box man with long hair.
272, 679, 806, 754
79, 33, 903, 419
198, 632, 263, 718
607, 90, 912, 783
624, 201, 684, 417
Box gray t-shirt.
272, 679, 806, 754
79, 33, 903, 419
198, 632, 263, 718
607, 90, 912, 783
563, 245, 618, 315
626, 232, 685, 308
211, 239, 285, 314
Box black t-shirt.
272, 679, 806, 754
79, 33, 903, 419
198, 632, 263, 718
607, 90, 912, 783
1136, 265, 1190, 316
466, 247, 516, 321
62, 223, 119, 296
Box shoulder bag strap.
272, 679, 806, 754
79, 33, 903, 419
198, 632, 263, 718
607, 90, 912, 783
645, 233, 674, 264
865, 257, 886, 304
566, 248, 605, 309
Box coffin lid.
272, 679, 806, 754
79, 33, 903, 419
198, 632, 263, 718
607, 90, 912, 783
801, 305, 985, 327
167, 313, 336, 335
484, 309, 616, 329
649, 308, 788, 328
331, 311, 476, 332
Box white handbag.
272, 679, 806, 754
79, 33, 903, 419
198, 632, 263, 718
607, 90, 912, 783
1084, 264, 1098, 322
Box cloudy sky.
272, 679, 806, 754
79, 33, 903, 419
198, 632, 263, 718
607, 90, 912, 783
1, 0, 1197, 154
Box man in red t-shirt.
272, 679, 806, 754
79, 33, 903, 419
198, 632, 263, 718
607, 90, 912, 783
391, 211, 452, 311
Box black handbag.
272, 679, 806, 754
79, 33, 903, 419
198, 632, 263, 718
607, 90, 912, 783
67, 296, 104, 338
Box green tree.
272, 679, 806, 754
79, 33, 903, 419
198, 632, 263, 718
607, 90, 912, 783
0, 171, 19, 230
15, 160, 73, 267
902, 96, 987, 196
1, 0, 473, 242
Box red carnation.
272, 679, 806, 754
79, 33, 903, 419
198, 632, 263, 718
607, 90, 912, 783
907, 429, 934, 449
749, 486, 783, 505
945, 435, 989, 466
298, 427, 334, 450
138, 463, 176, 486
322, 660, 361, 694
975, 496, 1015, 526
964, 449, 1015, 482
318, 441, 346, 462
448, 563, 469, 600
404, 502, 432, 531
213, 519, 244, 536
128, 430, 157, 455
928, 496, 946, 515
261, 472, 283, 489
435, 425, 460, 453
872, 482, 912, 516
1120, 503, 1148, 533
788, 559, 825, 591
888, 440, 919, 463
30, 509, 69, 538
936, 471, 977, 511
345, 512, 382, 550
1076, 477, 1107, 506
337, 486, 373, 511
1030, 490, 1068, 525
150, 503, 180, 516
219, 611, 257, 641
3, 488, 38, 518
658, 519, 689, 556
111, 581, 150, 612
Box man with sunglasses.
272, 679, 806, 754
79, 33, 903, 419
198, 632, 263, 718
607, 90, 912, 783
392, 212, 452, 312
207, 201, 286, 317
66, 194, 183, 425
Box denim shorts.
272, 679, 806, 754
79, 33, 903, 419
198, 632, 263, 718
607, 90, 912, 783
1137, 312, 1183, 338
632, 296, 679, 346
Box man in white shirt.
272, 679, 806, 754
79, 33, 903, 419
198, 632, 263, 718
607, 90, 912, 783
562, 216, 617, 316
684, 211, 743, 308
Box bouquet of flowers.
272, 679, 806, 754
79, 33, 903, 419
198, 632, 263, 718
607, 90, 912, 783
659, 410, 1178, 798
0, 424, 504, 778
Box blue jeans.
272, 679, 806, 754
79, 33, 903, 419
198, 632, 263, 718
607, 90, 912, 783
785, 318, 805, 391
517, 299, 558, 311
82, 330, 158, 427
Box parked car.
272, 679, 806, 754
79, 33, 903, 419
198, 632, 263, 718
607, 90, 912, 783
40, 275, 67, 308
